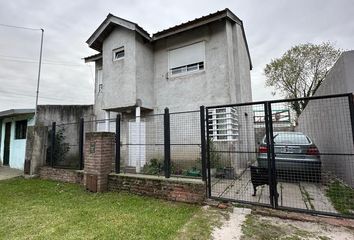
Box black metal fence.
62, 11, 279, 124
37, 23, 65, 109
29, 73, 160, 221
205, 93, 354, 218
45, 93, 354, 218
46, 108, 206, 180
46, 120, 85, 169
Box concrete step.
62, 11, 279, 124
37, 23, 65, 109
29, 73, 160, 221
124, 166, 136, 174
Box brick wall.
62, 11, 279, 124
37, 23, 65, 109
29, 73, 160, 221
84, 132, 115, 192
108, 173, 206, 204
39, 166, 83, 184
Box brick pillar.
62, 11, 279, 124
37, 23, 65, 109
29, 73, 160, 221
84, 132, 114, 192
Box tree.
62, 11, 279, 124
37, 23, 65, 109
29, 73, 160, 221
264, 42, 341, 116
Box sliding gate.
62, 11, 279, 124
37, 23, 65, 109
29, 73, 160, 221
205, 93, 354, 218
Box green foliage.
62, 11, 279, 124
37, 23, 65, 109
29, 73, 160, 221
208, 139, 222, 169
264, 42, 341, 116
54, 128, 70, 163
47, 127, 70, 165
142, 158, 164, 175
326, 180, 354, 215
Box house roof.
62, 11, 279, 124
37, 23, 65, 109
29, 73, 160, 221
85, 9, 252, 69
83, 53, 102, 63
0, 109, 35, 119
86, 14, 151, 51
152, 8, 252, 69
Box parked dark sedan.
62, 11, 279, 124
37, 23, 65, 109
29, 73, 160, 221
257, 132, 321, 182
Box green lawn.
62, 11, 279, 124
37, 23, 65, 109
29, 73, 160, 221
0, 178, 202, 240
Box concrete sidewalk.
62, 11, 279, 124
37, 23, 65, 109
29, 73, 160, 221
0, 166, 23, 180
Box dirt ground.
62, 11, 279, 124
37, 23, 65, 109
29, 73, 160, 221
211, 207, 354, 240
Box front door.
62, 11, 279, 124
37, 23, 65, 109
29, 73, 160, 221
3, 122, 11, 165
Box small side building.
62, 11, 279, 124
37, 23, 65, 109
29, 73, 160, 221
0, 109, 34, 170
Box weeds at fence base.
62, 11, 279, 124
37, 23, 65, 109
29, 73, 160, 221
326, 180, 354, 215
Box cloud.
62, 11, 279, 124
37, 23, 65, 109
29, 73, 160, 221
0, 0, 353, 111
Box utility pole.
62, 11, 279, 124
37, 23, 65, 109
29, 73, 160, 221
0, 24, 44, 125
34, 28, 44, 125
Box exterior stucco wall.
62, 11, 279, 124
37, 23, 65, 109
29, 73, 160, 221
296, 51, 354, 187
153, 21, 230, 113
0, 114, 34, 170
36, 105, 94, 166
102, 28, 137, 110
36, 105, 93, 126
135, 34, 154, 110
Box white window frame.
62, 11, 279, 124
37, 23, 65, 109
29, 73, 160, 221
168, 41, 205, 77
112, 47, 125, 61
208, 107, 239, 142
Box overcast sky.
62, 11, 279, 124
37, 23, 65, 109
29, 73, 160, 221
0, 0, 353, 111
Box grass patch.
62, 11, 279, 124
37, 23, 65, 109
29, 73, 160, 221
241, 214, 317, 240
175, 206, 227, 240
0, 178, 200, 240
241, 214, 287, 240
326, 180, 354, 215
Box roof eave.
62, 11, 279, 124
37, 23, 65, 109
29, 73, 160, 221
86, 14, 151, 52
83, 53, 102, 63
0, 109, 35, 119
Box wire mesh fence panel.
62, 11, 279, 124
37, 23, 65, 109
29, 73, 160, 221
51, 123, 81, 169
120, 114, 165, 176
272, 95, 354, 217
170, 110, 202, 178
207, 103, 270, 205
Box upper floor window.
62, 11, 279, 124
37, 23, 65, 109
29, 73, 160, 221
113, 47, 124, 61
168, 41, 205, 76
15, 120, 27, 139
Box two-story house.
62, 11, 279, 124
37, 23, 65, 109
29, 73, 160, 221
85, 8, 252, 120
84, 9, 254, 174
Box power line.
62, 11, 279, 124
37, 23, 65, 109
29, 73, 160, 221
0, 56, 88, 67
0, 54, 86, 66
0, 23, 41, 31
0, 89, 88, 102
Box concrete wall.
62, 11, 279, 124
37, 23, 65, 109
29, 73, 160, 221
36, 105, 94, 167
296, 51, 354, 187
93, 19, 253, 114
25, 125, 48, 175
135, 34, 154, 110
91, 19, 253, 174
0, 114, 34, 170
36, 105, 94, 126
153, 20, 231, 113
102, 27, 137, 111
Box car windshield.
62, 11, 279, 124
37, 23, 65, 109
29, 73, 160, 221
273, 133, 311, 145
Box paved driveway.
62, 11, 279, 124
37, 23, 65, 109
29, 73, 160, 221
211, 170, 336, 214
0, 166, 23, 180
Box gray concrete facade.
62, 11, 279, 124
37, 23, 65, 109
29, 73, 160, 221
296, 51, 354, 187
86, 9, 252, 118
85, 9, 254, 174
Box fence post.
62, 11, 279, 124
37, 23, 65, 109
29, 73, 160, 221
79, 118, 84, 170
200, 106, 207, 182
205, 108, 212, 198
164, 108, 171, 178
50, 122, 56, 168
264, 103, 274, 207
115, 114, 121, 174
266, 102, 278, 208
